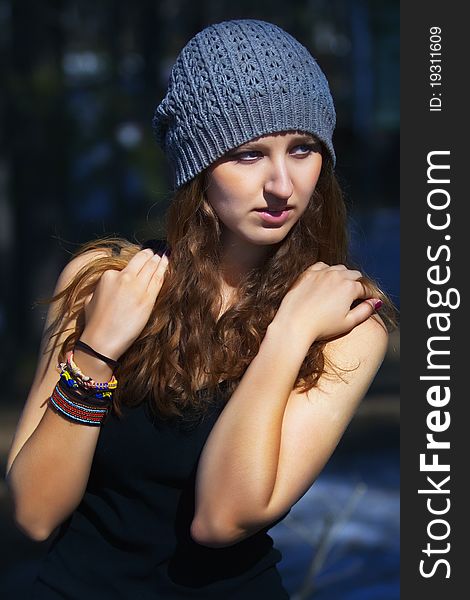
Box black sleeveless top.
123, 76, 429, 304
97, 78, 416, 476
31, 242, 290, 599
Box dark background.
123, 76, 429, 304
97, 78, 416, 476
0, 1, 399, 598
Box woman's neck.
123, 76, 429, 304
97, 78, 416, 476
219, 235, 271, 286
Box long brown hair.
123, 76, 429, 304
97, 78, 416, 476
40, 155, 397, 424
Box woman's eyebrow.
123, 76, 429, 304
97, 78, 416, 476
237, 135, 317, 150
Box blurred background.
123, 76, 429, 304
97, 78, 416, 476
0, 0, 399, 598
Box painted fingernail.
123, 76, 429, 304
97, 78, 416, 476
374, 300, 383, 310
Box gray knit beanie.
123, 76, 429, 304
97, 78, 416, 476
152, 19, 336, 190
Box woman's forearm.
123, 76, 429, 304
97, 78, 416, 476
192, 318, 312, 544
6, 348, 112, 541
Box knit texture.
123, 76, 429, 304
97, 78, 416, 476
152, 19, 336, 190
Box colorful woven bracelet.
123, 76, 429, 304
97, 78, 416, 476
58, 367, 113, 398
49, 383, 109, 426
57, 373, 113, 407
57, 363, 117, 400
61, 351, 118, 390
66, 352, 118, 390
52, 383, 109, 415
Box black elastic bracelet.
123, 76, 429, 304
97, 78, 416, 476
75, 340, 120, 369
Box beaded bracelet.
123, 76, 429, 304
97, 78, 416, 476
50, 351, 118, 426
48, 383, 110, 426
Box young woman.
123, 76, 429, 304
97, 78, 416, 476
6, 19, 396, 599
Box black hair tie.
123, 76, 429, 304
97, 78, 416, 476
75, 340, 120, 370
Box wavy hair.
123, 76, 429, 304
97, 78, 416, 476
39, 153, 398, 426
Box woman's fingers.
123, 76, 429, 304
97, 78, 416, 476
311, 263, 362, 280
346, 269, 363, 280
119, 248, 170, 292
146, 252, 170, 295
346, 298, 382, 329
121, 248, 156, 275
327, 266, 363, 281
308, 261, 330, 271
352, 279, 371, 297
277, 262, 379, 341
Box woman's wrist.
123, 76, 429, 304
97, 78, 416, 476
72, 349, 114, 384
268, 313, 319, 352
73, 331, 116, 380
79, 328, 123, 362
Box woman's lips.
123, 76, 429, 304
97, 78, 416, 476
254, 208, 292, 224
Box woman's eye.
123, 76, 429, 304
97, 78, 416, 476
292, 143, 317, 155
233, 151, 260, 162
230, 143, 319, 162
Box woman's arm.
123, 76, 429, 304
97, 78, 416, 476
5, 251, 113, 541
6, 247, 169, 541
192, 314, 388, 548
191, 266, 388, 548
260, 315, 388, 527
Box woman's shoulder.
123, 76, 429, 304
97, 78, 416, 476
63, 236, 170, 268
55, 237, 171, 296
323, 313, 389, 369
58, 247, 112, 286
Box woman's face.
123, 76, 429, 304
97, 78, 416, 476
205, 131, 323, 249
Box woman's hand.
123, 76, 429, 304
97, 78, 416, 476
273, 262, 381, 343
80, 248, 170, 360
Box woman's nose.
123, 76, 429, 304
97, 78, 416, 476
263, 159, 294, 199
